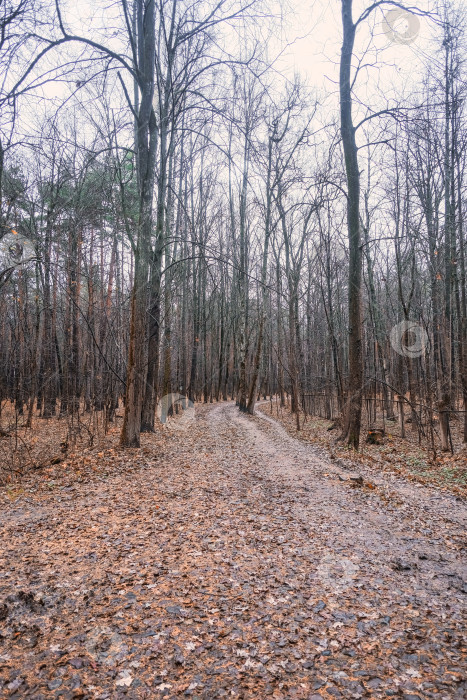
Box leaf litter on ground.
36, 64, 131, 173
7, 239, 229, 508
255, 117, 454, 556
0, 402, 465, 699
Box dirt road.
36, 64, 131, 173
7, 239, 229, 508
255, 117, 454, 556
0, 402, 465, 699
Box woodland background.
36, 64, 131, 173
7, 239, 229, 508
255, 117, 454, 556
0, 0, 467, 480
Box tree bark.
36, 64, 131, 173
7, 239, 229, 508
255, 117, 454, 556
120, 0, 157, 447
339, 0, 363, 448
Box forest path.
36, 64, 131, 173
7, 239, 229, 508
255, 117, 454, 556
0, 401, 465, 699
209, 401, 466, 576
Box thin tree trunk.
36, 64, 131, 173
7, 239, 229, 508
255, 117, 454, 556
339, 0, 363, 448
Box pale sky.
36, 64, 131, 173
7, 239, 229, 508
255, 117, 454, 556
12, 0, 442, 156
43, 0, 437, 97
282, 0, 435, 100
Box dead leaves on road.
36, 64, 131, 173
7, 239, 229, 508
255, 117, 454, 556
0, 403, 466, 699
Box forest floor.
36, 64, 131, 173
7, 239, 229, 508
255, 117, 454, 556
0, 401, 466, 699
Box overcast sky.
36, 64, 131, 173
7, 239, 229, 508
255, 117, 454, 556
15, 0, 442, 154
282, 0, 436, 101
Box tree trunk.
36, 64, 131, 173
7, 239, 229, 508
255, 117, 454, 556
120, 0, 157, 447
339, 0, 363, 448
